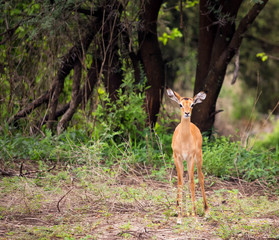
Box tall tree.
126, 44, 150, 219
192, 0, 269, 133
138, 0, 165, 126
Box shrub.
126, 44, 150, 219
93, 70, 148, 144
202, 136, 279, 183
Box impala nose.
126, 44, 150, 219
185, 112, 190, 117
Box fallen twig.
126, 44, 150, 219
1, 163, 56, 177
57, 187, 74, 213
19, 163, 56, 177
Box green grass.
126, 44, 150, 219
1, 128, 278, 185
203, 136, 279, 184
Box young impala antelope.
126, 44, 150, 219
167, 88, 209, 224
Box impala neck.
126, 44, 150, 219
180, 116, 192, 136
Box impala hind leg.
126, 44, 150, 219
197, 151, 209, 214
174, 154, 184, 224
187, 158, 197, 216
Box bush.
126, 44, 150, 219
93, 70, 148, 144
202, 137, 239, 178
202, 136, 279, 183
0, 127, 90, 161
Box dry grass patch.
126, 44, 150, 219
0, 161, 279, 240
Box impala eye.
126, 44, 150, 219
190, 103, 194, 108
179, 104, 183, 108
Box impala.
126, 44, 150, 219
167, 88, 209, 224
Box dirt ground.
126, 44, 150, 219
0, 162, 279, 240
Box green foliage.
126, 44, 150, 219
256, 52, 268, 62
203, 136, 279, 183
185, 0, 199, 8
159, 27, 183, 45
0, 126, 90, 162
0, 71, 173, 167
1, 126, 278, 185
1, 131, 53, 161
202, 137, 239, 178
93, 70, 148, 143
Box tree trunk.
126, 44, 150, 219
101, 1, 123, 101
192, 0, 268, 134
8, 90, 51, 125
57, 60, 82, 134
138, 0, 165, 127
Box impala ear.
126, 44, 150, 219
166, 88, 181, 104
193, 91, 206, 105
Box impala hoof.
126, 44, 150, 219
177, 218, 182, 224
205, 207, 210, 216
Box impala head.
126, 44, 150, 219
166, 88, 206, 119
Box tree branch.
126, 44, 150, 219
208, 0, 269, 85
38, 60, 99, 131
8, 90, 51, 125
219, 0, 269, 69
57, 60, 82, 135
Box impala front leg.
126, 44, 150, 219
187, 158, 197, 216
174, 154, 184, 224
197, 150, 209, 214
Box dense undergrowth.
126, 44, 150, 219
1, 76, 279, 187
